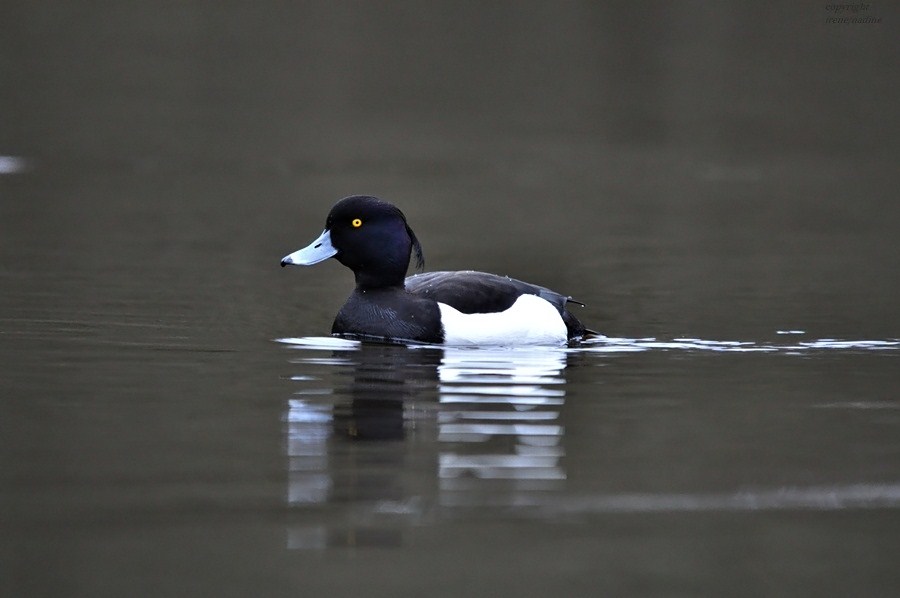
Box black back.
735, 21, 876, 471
405, 270, 587, 339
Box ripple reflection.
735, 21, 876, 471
278, 339, 570, 548
437, 347, 567, 507
277, 333, 900, 550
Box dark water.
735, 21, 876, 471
3, 2, 900, 596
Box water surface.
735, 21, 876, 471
3, 2, 900, 597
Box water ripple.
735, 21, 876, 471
580, 335, 899, 354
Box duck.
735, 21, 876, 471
280, 195, 591, 345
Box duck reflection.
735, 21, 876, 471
437, 347, 567, 508
281, 338, 569, 549
331, 342, 442, 440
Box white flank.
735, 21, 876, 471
437, 294, 567, 346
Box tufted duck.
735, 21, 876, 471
281, 195, 590, 345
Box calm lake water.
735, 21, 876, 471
3, 2, 900, 597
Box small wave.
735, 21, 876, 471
580, 335, 899, 354
275, 336, 361, 350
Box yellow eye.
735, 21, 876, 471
351, 218, 363, 228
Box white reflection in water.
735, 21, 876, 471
277, 336, 361, 350
437, 347, 568, 507
285, 399, 332, 505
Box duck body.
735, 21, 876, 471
281, 195, 589, 345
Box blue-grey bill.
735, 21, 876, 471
281, 229, 337, 266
